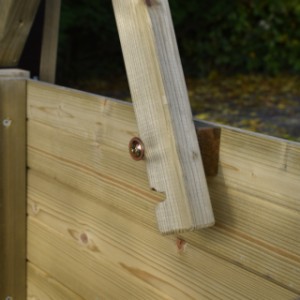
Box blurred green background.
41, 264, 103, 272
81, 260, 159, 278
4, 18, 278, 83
56, 0, 300, 141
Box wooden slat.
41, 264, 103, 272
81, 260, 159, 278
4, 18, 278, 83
210, 126, 300, 211
112, 0, 214, 234
27, 263, 83, 300
0, 0, 15, 39
0, 70, 28, 299
27, 81, 300, 295
39, 0, 61, 83
0, 0, 40, 66
27, 170, 298, 300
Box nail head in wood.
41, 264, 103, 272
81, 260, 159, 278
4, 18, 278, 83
2, 119, 12, 127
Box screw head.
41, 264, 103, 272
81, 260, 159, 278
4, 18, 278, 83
129, 137, 145, 161
2, 119, 12, 127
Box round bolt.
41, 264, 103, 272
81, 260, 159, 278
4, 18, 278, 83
3, 119, 12, 127
129, 137, 145, 161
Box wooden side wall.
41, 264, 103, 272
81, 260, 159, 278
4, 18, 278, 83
26, 80, 300, 299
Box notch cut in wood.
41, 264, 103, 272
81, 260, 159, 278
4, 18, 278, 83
196, 125, 221, 177
113, 0, 215, 234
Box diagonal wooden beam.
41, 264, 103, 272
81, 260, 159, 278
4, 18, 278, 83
0, 0, 40, 67
112, 0, 215, 234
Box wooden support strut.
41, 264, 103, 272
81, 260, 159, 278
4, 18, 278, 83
0, 69, 28, 299
112, 0, 215, 234
39, 0, 61, 83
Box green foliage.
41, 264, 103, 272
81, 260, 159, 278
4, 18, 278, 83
170, 0, 300, 76
57, 0, 300, 83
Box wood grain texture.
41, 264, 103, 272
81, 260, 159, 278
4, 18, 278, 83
0, 0, 15, 39
28, 263, 83, 300
39, 0, 61, 83
27, 81, 300, 297
112, 0, 214, 233
27, 170, 298, 300
0, 0, 40, 66
0, 72, 28, 299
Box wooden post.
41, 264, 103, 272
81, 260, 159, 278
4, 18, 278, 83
112, 0, 215, 234
0, 70, 28, 299
39, 0, 61, 83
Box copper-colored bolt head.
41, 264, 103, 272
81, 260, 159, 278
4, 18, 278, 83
129, 137, 145, 161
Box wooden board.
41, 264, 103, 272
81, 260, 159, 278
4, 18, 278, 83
0, 0, 40, 66
0, 71, 28, 299
0, 0, 15, 38
26, 81, 300, 298
112, 0, 214, 234
39, 0, 61, 83
28, 263, 83, 300
27, 170, 297, 300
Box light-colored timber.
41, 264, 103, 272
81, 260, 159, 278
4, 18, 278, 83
39, 0, 61, 83
0, 70, 28, 299
0, 68, 30, 78
112, 0, 215, 234
27, 81, 300, 299
27, 263, 83, 300
0, 0, 15, 39
0, 0, 40, 66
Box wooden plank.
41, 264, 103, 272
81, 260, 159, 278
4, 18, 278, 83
112, 0, 214, 234
27, 81, 300, 294
0, 71, 28, 299
0, 0, 15, 39
0, 68, 30, 79
0, 0, 40, 66
28, 263, 84, 300
208, 126, 300, 212
27, 184, 170, 300
39, 0, 61, 83
27, 170, 298, 300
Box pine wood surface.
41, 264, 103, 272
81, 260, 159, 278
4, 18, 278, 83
27, 81, 300, 298
0, 73, 28, 299
112, 0, 214, 234
0, 68, 30, 78
27, 170, 298, 300
0, 0, 14, 38
28, 263, 83, 300
39, 0, 61, 83
0, 0, 40, 66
